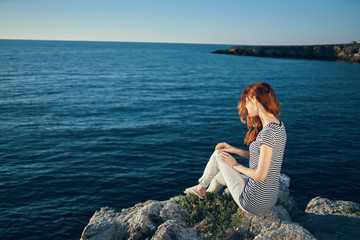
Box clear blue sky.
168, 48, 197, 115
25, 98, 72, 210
0, 0, 359, 45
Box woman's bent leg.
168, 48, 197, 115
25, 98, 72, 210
198, 150, 221, 188
198, 150, 246, 207
207, 172, 226, 192
217, 160, 246, 207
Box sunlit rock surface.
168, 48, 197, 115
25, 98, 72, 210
80, 174, 359, 239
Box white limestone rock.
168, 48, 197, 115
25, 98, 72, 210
80, 198, 198, 240
151, 220, 199, 240
305, 196, 360, 216
80, 207, 124, 240
254, 221, 315, 240
80, 174, 319, 240
299, 197, 360, 240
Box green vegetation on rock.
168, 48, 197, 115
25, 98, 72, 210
345, 206, 360, 216
175, 192, 244, 239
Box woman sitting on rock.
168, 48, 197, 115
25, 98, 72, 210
185, 82, 287, 215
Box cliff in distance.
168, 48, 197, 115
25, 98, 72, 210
212, 43, 360, 63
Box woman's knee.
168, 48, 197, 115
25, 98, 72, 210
211, 150, 219, 159
212, 150, 222, 162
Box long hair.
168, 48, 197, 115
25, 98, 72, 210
238, 82, 281, 145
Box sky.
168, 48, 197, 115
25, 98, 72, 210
0, 0, 359, 45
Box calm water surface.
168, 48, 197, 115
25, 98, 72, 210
0, 40, 359, 239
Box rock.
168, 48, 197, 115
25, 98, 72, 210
81, 174, 315, 239
305, 196, 360, 216
277, 174, 300, 220
212, 43, 360, 63
80, 198, 199, 240
85, 174, 360, 240
159, 197, 184, 221
120, 200, 170, 239
254, 221, 315, 240
299, 197, 360, 240
80, 207, 124, 240
233, 204, 314, 239
152, 220, 198, 240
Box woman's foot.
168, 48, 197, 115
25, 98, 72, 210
184, 185, 207, 199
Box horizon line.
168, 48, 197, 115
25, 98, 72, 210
0, 38, 357, 47
0, 38, 236, 46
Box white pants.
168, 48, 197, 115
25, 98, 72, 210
198, 150, 248, 208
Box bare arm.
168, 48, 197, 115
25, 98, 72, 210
233, 148, 250, 160
219, 144, 273, 182
215, 142, 250, 159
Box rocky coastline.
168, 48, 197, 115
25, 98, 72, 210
80, 174, 360, 240
212, 43, 360, 63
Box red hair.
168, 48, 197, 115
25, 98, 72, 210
238, 82, 281, 145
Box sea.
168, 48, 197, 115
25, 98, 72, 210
1, 39, 359, 240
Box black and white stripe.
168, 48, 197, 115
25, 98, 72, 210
239, 121, 287, 215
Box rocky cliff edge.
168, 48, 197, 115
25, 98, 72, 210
80, 174, 360, 240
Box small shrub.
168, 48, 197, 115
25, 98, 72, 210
175, 192, 243, 239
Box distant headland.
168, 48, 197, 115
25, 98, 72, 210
213, 42, 360, 63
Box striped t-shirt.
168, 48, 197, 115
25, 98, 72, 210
239, 121, 287, 215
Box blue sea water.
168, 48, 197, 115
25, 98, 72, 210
0, 40, 360, 240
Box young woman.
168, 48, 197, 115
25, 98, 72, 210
184, 82, 287, 215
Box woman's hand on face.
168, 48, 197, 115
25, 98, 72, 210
215, 142, 235, 153
218, 151, 238, 168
